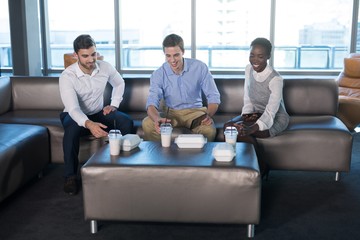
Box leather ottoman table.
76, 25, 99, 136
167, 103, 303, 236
81, 141, 261, 238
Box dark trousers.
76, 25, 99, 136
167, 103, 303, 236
60, 110, 134, 178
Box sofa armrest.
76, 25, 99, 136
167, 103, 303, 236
0, 77, 11, 115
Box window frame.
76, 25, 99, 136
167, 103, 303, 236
15, 0, 360, 77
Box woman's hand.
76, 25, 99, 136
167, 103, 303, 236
234, 122, 259, 136
224, 115, 243, 129
243, 113, 260, 122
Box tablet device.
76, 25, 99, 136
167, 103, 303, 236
190, 113, 207, 129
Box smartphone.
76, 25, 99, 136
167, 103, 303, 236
190, 113, 207, 130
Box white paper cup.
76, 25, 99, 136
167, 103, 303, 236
160, 123, 172, 147
224, 126, 238, 152
108, 129, 122, 155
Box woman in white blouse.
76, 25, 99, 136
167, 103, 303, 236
224, 37, 289, 177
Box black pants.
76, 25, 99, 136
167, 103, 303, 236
60, 110, 133, 178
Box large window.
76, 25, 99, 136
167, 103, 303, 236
0, 0, 11, 72
120, 0, 191, 70
46, 0, 115, 68
39, 0, 360, 75
274, 0, 352, 70
196, 0, 271, 70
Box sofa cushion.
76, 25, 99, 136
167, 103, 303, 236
11, 77, 64, 110
283, 78, 338, 116
118, 78, 150, 112
338, 73, 360, 89
344, 57, 360, 79
215, 78, 244, 114
0, 123, 49, 202
0, 110, 109, 164
257, 116, 352, 171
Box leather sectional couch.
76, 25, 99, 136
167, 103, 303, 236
0, 75, 353, 203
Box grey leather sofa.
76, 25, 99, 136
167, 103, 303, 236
213, 78, 353, 180
0, 123, 49, 202
0, 75, 353, 202
0, 76, 109, 164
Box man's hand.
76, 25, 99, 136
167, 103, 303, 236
201, 114, 213, 126
85, 120, 108, 138
154, 117, 171, 134
103, 105, 117, 115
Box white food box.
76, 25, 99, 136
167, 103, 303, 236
174, 134, 207, 148
212, 143, 235, 162
121, 134, 143, 151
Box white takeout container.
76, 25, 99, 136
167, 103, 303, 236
174, 134, 207, 148
212, 143, 235, 162
121, 134, 143, 151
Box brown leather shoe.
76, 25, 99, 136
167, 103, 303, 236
63, 176, 78, 195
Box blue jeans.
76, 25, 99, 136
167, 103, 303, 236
60, 110, 133, 178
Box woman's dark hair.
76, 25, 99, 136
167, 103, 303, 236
73, 34, 96, 53
250, 37, 272, 56
162, 34, 184, 52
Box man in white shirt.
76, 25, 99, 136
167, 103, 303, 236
59, 34, 133, 195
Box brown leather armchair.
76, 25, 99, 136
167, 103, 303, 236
336, 53, 360, 131
63, 52, 104, 68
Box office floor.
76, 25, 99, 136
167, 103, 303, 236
0, 132, 359, 240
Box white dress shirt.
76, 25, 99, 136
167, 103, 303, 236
59, 60, 125, 127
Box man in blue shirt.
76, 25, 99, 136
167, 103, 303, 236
142, 34, 221, 141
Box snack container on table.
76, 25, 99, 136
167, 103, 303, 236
174, 134, 207, 148
212, 142, 235, 162
121, 134, 143, 151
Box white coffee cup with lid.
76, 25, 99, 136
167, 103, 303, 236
160, 123, 172, 147
224, 126, 238, 152
108, 129, 122, 155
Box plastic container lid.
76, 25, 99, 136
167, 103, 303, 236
108, 129, 122, 138
121, 134, 143, 151
224, 126, 238, 135
212, 143, 235, 162
175, 134, 207, 148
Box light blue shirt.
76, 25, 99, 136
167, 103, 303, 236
146, 58, 221, 110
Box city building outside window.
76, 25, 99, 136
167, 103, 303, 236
274, 0, 352, 70
0, 0, 11, 73
5, 0, 358, 75
46, 0, 115, 68
119, 0, 191, 70
196, 0, 271, 70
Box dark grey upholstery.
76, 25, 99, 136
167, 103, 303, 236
283, 78, 338, 115
0, 123, 49, 202
0, 76, 109, 163
261, 79, 352, 172
0, 75, 353, 176
213, 78, 353, 174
